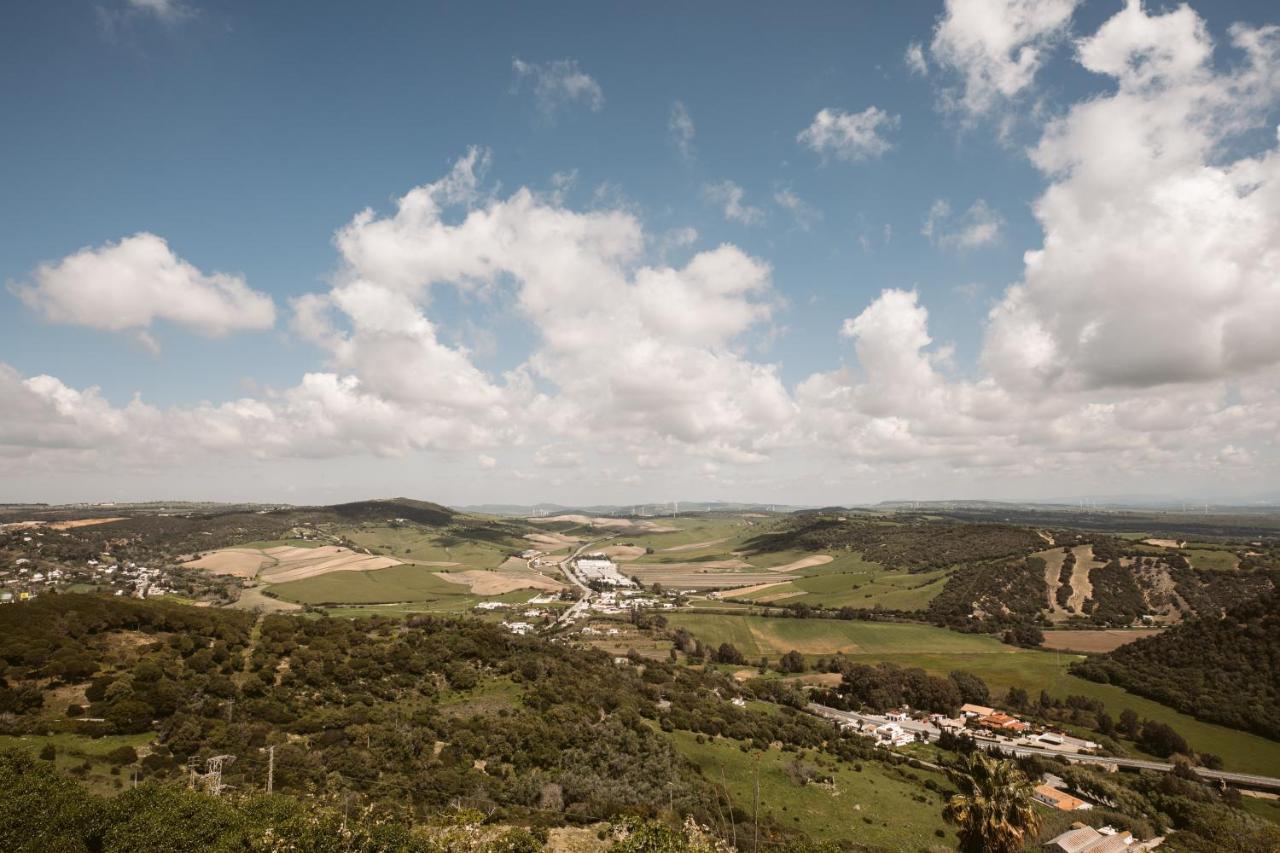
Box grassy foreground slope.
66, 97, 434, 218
669, 731, 955, 849
0, 594, 958, 850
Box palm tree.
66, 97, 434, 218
942, 751, 1042, 853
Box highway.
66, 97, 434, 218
807, 703, 1280, 792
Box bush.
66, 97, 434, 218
106, 746, 138, 766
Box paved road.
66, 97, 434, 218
807, 703, 1280, 791
547, 538, 606, 629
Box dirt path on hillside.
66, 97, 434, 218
1039, 548, 1069, 621
235, 612, 266, 688
726, 580, 790, 597
1067, 545, 1097, 613
661, 538, 730, 553
764, 554, 835, 573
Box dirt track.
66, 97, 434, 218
765, 554, 834, 573
1039, 548, 1069, 620
726, 580, 790, 597
1066, 545, 1097, 613
660, 538, 730, 552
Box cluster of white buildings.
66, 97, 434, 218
0, 549, 172, 604
574, 555, 635, 587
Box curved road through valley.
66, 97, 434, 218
548, 536, 610, 629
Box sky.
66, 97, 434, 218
2, 0, 1280, 507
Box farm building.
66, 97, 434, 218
1043, 824, 1134, 852
977, 711, 1030, 732
1033, 783, 1093, 812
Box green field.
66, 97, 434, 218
268, 563, 475, 605
733, 559, 950, 611
320, 588, 545, 618
666, 613, 1280, 775
0, 731, 155, 794
668, 613, 1001, 658
1185, 548, 1239, 571
668, 731, 955, 849
339, 524, 514, 568
234, 538, 327, 550
617, 514, 773, 557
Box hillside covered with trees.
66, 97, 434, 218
743, 516, 1046, 572
0, 594, 905, 848
1071, 593, 1280, 740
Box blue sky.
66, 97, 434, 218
3, 0, 1280, 506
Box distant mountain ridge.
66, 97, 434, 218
323, 497, 455, 526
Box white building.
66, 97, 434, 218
575, 556, 635, 587
874, 723, 915, 746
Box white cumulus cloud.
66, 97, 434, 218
983, 0, 1280, 391
930, 0, 1081, 117
922, 198, 1004, 248
14, 232, 276, 349
703, 181, 765, 226
797, 107, 898, 163
905, 41, 929, 76
773, 187, 821, 230
512, 58, 604, 119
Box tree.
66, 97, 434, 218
1137, 720, 1190, 758
1118, 708, 1140, 737
778, 651, 806, 674
714, 643, 744, 665
942, 752, 1042, 853
1003, 623, 1044, 648
948, 670, 989, 705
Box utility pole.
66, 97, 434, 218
266, 745, 275, 794
720, 767, 737, 851
752, 753, 761, 852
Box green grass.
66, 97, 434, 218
666, 613, 1003, 658
0, 731, 156, 795
1185, 548, 1238, 571
734, 558, 951, 611
1241, 795, 1280, 826
0, 731, 154, 757
665, 613, 1280, 775
320, 587, 547, 618
234, 538, 327, 550
667, 731, 955, 849
621, 515, 769, 556
338, 524, 514, 568
267, 563, 474, 605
